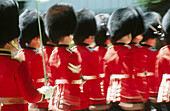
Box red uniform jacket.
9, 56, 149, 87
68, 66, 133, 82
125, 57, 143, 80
156, 46, 170, 89
138, 44, 159, 97
48, 45, 82, 110
39, 45, 54, 84
72, 44, 105, 108
156, 45, 170, 102
15, 47, 45, 108
156, 46, 170, 102
129, 43, 149, 100
30, 45, 54, 109
0, 49, 43, 111
15, 47, 44, 88
95, 46, 108, 99
104, 43, 142, 103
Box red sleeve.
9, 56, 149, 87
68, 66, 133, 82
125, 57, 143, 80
15, 62, 43, 103
104, 62, 112, 96
156, 56, 168, 85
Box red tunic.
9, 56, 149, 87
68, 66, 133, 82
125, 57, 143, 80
140, 44, 159, 98
29, 45, 54, 109
156, 46, 170, 84
39, 45, 54, 84
95, 46, 108, 100
0, 49, 43, 111
15, 48, 44, 88
104, 44, 142, 103
15, 48, 45, 108
156, 46, 170, 102
48, 45, 82, 110
129, 43, 159, 101
129, 43, 149, 100
72, 45, 105, 108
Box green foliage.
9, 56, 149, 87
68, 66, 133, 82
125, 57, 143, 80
135, 0, 163, 8
137, 0, 162, 4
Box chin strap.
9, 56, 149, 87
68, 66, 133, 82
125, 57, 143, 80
149, 16, 165, 41
35, 0, 48, 86
10, 40, 19, 50
98, 14, 110, 37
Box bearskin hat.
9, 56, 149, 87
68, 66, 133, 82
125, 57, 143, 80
132, 7, 145, 39
41, 12, 50, 46
95, 13, 110, 46
74, 9, 97, 45
19, 9, 44, 48
19, 10, 44, 48
162, 9, 170, 43
44, 3, 77, 44
0, 0, 20, 47
108, 7, 143, 43
142, 11, 162, 41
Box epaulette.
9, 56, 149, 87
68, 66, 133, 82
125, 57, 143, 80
11, 57, 23, 63
86, 46, 95, 52
66, 47, 74, 53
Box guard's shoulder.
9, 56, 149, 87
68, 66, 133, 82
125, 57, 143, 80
11, 57, 23, 63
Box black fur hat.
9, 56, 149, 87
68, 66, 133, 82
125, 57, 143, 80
44, 3, 77, 44
108, 7, 142, 43
19, 9, 44, 48
0, 0, 20, 47
162, 9, 170, 43
95, 13, 110, 46
42, 12, 50, 46
142, 12, 161, 41
74, 9, 97, 45
132, 7, 145, 39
